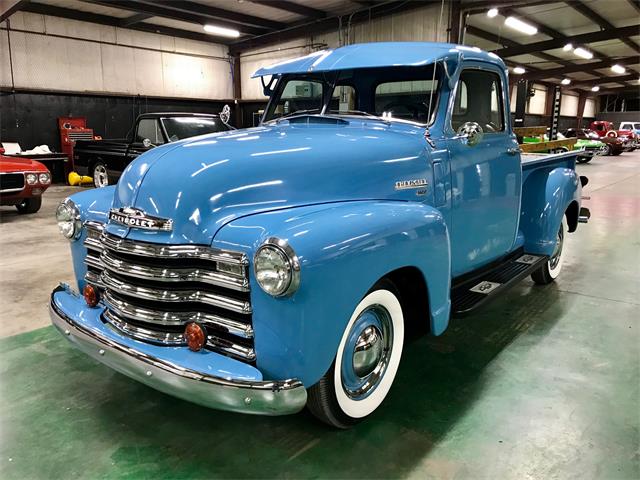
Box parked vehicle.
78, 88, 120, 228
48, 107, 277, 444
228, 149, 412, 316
522, 132, 605, 163
590, 120, 637, 151
74, 112, 233, 188
564, 128, 626, 156
51, 42, 590, 428
0, 154, 51, 214
619, 122, 640, 136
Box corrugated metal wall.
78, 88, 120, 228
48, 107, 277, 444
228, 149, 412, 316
0, 12, 233, 100
240, 3, 447, 100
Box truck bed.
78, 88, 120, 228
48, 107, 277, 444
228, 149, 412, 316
521, 150, 578, 170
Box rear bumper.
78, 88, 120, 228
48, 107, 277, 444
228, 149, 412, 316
50, 284, 307, 415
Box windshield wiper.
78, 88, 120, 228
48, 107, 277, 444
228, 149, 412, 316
274, 109, 321, 121
328, 109, 384, 120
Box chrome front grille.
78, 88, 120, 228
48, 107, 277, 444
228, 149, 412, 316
83, 222, 255, 362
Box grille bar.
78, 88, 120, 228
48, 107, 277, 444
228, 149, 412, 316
99, 249, 249, 293
103, 309, 256, 361
102, 288, 253, 338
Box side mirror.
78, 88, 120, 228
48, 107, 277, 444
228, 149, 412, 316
142, 138, 152, 148
456, 122, 484, 147
220, 104, 231, 125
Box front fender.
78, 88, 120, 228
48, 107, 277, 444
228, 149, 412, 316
213, 200, 451, 387
520, 167, 580, 255
66, 186, 115, 291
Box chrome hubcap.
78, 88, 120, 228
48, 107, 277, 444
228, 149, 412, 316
341, 305, 393, 400
550, 223, 564, 269
94, 165, 108, 187
353, 325, 384, 377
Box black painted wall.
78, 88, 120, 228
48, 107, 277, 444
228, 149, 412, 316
0, 91, 233, 151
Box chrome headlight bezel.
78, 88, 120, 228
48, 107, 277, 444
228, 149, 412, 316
56, 198, 82, 241
253, 237, 300, 297
25, 173, 37, 185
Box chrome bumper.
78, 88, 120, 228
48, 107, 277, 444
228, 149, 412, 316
49, 285, 307, 416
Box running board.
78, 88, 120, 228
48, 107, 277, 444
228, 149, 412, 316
451, 253, 549, 315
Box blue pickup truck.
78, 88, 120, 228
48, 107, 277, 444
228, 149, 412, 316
51, 42, 590, 428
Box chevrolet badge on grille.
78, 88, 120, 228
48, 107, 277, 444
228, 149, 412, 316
108, 207, 173, 231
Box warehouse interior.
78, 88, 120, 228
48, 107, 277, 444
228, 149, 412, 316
0, 0, 638, 478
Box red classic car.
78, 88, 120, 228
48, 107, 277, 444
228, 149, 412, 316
0, 154, 52, 213
589, 121, 637, 151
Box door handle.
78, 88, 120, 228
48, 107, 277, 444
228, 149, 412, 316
506, 147, 521, 156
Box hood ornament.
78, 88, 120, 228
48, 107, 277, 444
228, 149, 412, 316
108, 207, 173, 231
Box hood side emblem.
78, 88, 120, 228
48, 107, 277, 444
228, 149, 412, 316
108, 207, 173, 231
395, 179, 428, 191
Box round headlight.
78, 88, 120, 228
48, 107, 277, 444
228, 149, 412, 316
254, 238, 300, 297
38, 172, 50, 184
26, 173, 37, 185
56, 199, 81, 240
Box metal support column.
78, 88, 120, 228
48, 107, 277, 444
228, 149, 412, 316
549, 85, 562, 140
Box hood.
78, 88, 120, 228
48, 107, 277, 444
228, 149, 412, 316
0, 155, 48, 173
111, 118, 431, 245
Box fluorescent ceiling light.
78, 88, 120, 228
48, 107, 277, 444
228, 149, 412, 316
203, 24, 240, 38
574, 47, 593, 59
513, 66, 526, 74
591, 86, 600, 92
504, 16, 538, 35
561, 78, 571, 85
487, 8, 499, 18
563, 43, 573, 51
611, 64, 626, 74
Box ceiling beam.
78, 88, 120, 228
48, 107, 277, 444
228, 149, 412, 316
569, 73, 638, 88
230, 1, 431, 54
492, 25, 640, 58
20, 2, 230, 43
627, 0, 640, 15
466, 25, 571, 68
249, 1, 327, 20
119, 12, 152, 27
521, 56, 640, 81
0, 0, 29, 22
83, 0, 265, 35
137, 0, 286, 31
564, 0, 639, 53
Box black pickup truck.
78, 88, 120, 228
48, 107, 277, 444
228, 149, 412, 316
74, 112, 232, 188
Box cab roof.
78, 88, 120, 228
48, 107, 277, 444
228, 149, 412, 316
252, 42, 505, 78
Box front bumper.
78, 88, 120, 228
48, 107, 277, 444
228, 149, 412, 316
49, 284, 307, 415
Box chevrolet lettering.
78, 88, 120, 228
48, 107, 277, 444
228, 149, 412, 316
108, 207, 173, 231
51, 42, 590, 428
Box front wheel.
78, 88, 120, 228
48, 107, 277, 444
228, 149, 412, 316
92, 162, 110, 188
15, 197, 42, 214
532, 217, 567, 285
307, 281, 404, 428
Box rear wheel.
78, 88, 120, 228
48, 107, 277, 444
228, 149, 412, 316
92, 162, 110, 188
307, 280, 404, 428
15, 197, 42, 214
532, 217, 567, 285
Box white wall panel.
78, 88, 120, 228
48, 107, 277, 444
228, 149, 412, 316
0, 12, 231, 99
560, 93, 579, 117
527, 84, 547, 115
240, 3, 445, 99
584, 98, 596, 117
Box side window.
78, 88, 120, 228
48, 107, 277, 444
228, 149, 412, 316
451, 70, 505, 133
374, 79, 438, 124
136, 119, 164, 144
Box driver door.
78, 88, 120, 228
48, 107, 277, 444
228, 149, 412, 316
446, 66, 521, 277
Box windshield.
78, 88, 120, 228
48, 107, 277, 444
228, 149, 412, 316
263, 65, 441, 125
161, 117, 229, 141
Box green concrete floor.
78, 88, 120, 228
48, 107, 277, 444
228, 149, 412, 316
1, 154, 638, 479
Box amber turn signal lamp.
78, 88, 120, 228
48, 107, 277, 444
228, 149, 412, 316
185, 322, 206, 352
83, 284, 99, 307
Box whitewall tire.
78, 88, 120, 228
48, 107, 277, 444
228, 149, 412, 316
532, 216, 567, 284
307, 280, 404, 428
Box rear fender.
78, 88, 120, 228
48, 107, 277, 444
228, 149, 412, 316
213, 200, 451, 387
520, 167, 581, 255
